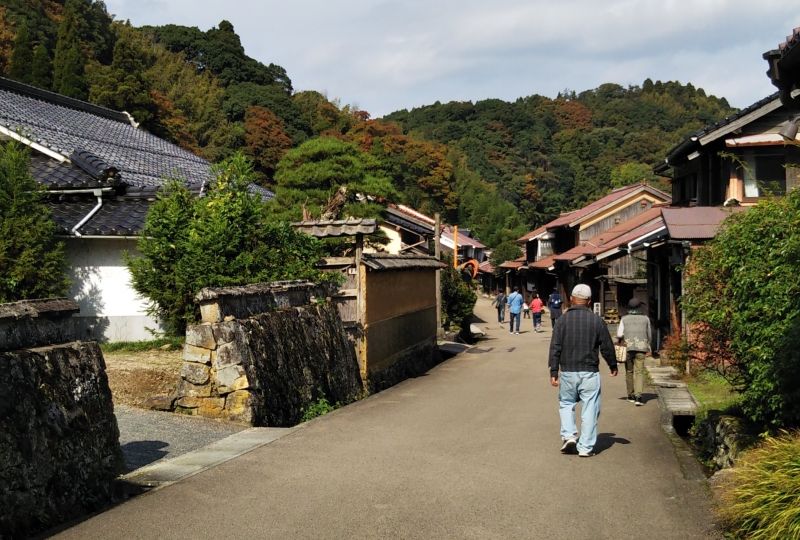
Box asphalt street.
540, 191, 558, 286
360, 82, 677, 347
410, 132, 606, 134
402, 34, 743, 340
58, 297, 719, 539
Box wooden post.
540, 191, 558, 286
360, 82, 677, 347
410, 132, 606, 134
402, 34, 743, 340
355, 232, 367, 380
435, 213, 442, 337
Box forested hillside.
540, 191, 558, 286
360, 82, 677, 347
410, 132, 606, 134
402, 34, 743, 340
0, 0, 738, 250
385, 82, 736, 228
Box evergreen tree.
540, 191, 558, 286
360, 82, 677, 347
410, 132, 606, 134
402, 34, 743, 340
89, 25, 154, 125
0, 141, 69, 302
29, 42, 52, 89
52, 6, 87, 99
8, 22, 33, 83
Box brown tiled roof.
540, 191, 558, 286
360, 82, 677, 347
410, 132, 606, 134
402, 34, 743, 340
554, 207, 664, 262
661, 207, 744, 240
478, 260, 495, 273
544, 184, 668, 230
517, 224, 548, 243
530, 254, 556, 270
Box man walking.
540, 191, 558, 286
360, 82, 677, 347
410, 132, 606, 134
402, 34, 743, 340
547, 289, 563, 328
617, 298, 651, 406
507, 286, 524, 334
548, 284, 618, 457
491, 290, 506, 323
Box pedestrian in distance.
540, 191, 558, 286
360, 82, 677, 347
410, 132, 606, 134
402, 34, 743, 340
522, 299, 530, 319
491, 290, 506, 323
548, 289, 563, 328
530, 293, 544, 332
617, 298, 651, 407
548, 284, 618, 457
507, 286, 524, 334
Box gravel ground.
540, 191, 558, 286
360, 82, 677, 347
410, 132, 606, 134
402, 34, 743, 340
114, 405, 247, 472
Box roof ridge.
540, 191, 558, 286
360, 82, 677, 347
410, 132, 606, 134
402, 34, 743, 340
0, 76, 131, 124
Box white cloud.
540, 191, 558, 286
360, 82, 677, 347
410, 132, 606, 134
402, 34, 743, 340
104, 0, 798, 116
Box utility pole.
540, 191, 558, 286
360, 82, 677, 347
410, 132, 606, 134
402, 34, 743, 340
453, 224, 458, 268
435, 213, 442, 337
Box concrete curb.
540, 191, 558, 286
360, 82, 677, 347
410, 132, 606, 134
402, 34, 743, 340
121, 426, 297, 491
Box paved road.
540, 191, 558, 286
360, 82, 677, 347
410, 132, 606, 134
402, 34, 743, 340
115, 405, 247, 472
59, 297, 719, 539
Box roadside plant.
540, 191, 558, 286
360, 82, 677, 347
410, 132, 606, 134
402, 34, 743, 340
127, 152, 331, 335
683, 189, 800, 428
0, 140, 69, 302
440, 256, 477, 333
716, 431, 800, 539
300, 395, 336, 422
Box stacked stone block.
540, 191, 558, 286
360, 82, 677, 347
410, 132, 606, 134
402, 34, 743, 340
0, 299, 122, 538
172, 281, 362, 426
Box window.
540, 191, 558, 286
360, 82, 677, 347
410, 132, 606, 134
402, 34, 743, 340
743, 154, 786, 197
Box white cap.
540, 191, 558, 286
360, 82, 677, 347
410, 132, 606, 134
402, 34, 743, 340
571, 284, 592, 299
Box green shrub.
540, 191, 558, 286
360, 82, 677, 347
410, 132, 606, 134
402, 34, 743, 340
0, 140, 69, 302
127, 153, 332, 335
717, 431, 800, 539
683, 190, 800, 428
440, 259, 477, 332
301, 396, 336, 422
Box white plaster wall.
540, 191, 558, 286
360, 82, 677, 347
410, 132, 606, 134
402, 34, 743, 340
380, 225, 403, 254
65, 238, 162, 342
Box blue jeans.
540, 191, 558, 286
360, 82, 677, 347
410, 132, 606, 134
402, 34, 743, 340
558, 371, 601, 454
509, 312, 521, 332
497, 307, 505, 322
532, 312, 542, 329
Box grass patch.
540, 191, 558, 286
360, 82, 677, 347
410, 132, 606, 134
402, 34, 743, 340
687, 370, 741, 415
100, 337, 184, 353
716, 431, 800, 539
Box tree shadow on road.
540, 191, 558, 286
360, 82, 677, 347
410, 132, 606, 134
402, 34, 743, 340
120, 440, 169, 472
594, 432, 631, 454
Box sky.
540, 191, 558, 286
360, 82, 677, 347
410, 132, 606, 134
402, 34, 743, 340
104, 0, 799, 117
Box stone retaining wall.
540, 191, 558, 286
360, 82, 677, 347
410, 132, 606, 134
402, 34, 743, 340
693, 411, 757, 470
172, 282, 362, 426
0, 299, 122, 538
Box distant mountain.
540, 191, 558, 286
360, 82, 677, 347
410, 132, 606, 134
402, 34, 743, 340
0, 1, 738, 248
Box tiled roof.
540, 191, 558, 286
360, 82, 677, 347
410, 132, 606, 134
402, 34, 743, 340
478, 260, 495, 274
30, 154, 116, 190
517, 224, 548, 243
441, 225, 486, 249
661, 207, 744, 240
544, 184, 668, 230
552, 207, 664, 263
764, 27, 800, 102
0, 77, 211, 190
292, 218, 378, 237
49, 197, 151, 236
361, 254, 444, 271
529, 254, 556, 270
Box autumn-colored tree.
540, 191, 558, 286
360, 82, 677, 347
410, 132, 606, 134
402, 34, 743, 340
553, 99, 593, 131
0, 7, 14, 74
243, 106, 293, 179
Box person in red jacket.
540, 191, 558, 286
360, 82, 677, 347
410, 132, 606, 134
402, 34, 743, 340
530, 293, 544, 332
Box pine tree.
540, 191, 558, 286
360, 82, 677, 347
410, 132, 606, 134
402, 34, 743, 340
30, 42, 52, 89
0, 141, 69, 302
52, 7, 86, 99
8, 23, 33, 83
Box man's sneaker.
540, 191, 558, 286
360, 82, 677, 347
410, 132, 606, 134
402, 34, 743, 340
627, 395, 636, 403
578, 450, 595, 458
635, 397, 644, 406
560, 438, 577, 454
515, 331, 520, 335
